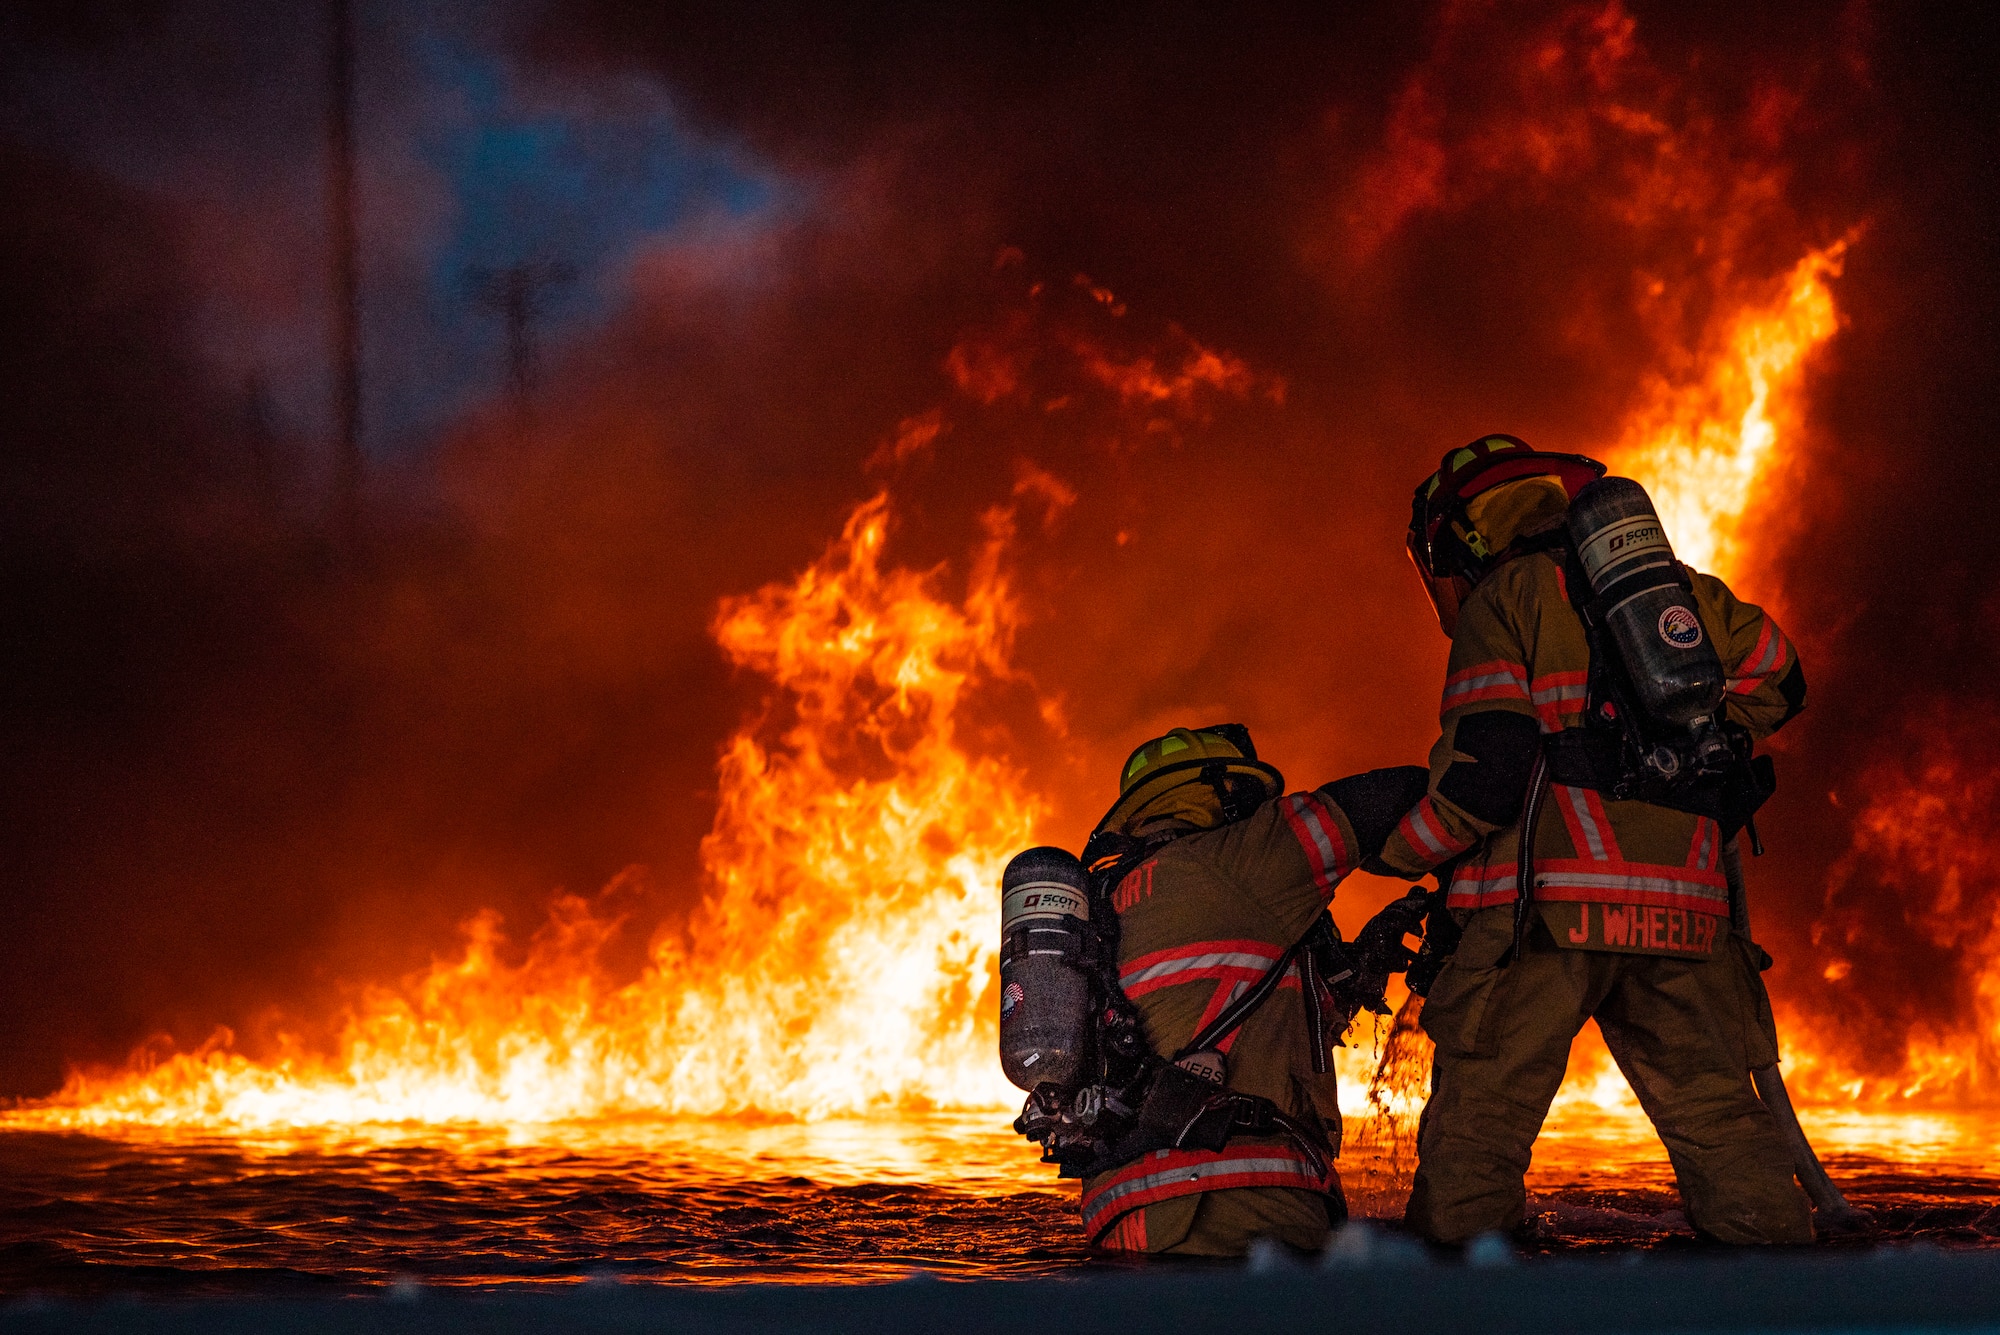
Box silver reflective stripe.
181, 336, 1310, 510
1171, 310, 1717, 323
1285, 794, 1341, 874
1084, 1154, 1316, 1228
1443, 669, 1526, 701
1560, 785, 1611, 860
1121, 950, 1278, 989
1447, 873, 1518, 900
1543, 871, 1729, 902
1405, 803, 1456, 858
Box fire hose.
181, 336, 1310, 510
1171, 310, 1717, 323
1723, 835, 1869, 1233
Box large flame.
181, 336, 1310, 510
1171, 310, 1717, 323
7, 236, 1865, 1140
1613, 239, 1850, 583
7, 492, 1040, 1130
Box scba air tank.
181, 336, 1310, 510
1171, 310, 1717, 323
999, 847, 1094, 1092
1567, 478, 1728, 757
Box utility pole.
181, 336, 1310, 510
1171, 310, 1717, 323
466, 261, 576, 413
328, 0, 362, 548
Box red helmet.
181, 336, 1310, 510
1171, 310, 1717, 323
1407, 435, 1605, 630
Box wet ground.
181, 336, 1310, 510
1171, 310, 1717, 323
2, 1109, 1997, 1298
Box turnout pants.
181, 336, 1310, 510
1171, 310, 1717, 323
1405, 907, 1812, 1246
1097, 1184, 1344, 1256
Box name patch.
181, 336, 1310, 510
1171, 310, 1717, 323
1545, 902, 1726, 956
1113, 859, 1158, 913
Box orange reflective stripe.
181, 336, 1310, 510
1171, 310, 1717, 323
1440, 660, 1530, 715
1120, 940, 1284, 998
1686, 816, 1719, 871
1552, 782, 1623, 862
1277, 791, 1353, 897
1195, 963, 1303, 1056
1445, 864, 1518, 909
1532, 858, 1729, 913
1397, 796, 1473, 862
1726, 618, 1792, 693
1081, 1143, 1335, 1239
1530, 670, 1589, 732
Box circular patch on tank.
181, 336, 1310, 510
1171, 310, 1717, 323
1000, 981, 1024, 1018
1657, 605, 1704, 650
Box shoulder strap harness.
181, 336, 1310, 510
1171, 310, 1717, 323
1012, 828, 1339, 1184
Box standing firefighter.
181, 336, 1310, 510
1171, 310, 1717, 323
1378, 435, 1814, 1246
1001, 725, 1428, 1255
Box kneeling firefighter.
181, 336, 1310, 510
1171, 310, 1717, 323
1376, 435, 1815, 1245
1000, 725, 1430, 1255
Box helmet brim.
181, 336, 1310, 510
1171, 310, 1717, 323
1456, 453, 1605, 501
1410, 452, 1606, 580
1091, 757, 1286, 840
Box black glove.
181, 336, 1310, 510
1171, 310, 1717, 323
1328, 890, 1428, 1018
1355, 890, 1426, 971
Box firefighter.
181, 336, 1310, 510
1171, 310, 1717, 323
1374, 435, 1814, 1246
1074, 725, 1427, 1255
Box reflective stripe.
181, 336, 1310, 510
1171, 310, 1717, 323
1446, 865, 1518, 909
1081, 1144, 1334, 1238
1580, 788, 1624, 860
1533, 859, 1730, 912
1530, 671, 1589, 732
1398, 796, 1472, 863
1277, 791, 1353, 897
1199, 978, 1249, 1047
1193, 963, 1303, 1055
1747, 619, 1783, 676
1440, 660, 1530, 714
1726, 619, 1792, 694
1555, 783, 1609, 860
1448, 858, 1728, 913
1120, 940, 1283, 997
1687, 816, 1718, 872
1552, 783, 1624, 863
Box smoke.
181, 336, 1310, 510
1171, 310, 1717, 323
1, 0, 1995, 1097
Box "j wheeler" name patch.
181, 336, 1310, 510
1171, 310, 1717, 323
1542, 902, 1728, 957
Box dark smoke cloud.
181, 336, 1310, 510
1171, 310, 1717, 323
1, 0, 1994, 1095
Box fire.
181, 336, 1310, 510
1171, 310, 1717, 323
7, 491, 1042, 1130
1782, 711, 2000, 1105
1612, 239, 1851, 583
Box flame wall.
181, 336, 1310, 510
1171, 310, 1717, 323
1, 1, 1997, 1114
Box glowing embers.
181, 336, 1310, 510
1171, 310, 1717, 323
1612, 240, 1849, 583
9, 492, 1043, 1130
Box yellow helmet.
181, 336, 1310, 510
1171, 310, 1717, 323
1094, 723, 1284, 839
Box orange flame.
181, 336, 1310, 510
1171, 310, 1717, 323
1613, 239, 1851, 583
1782, 712, 2000, 1105
7, 492, 1044, 1131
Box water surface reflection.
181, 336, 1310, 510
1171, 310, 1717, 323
1, 1109, 1994, 1295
